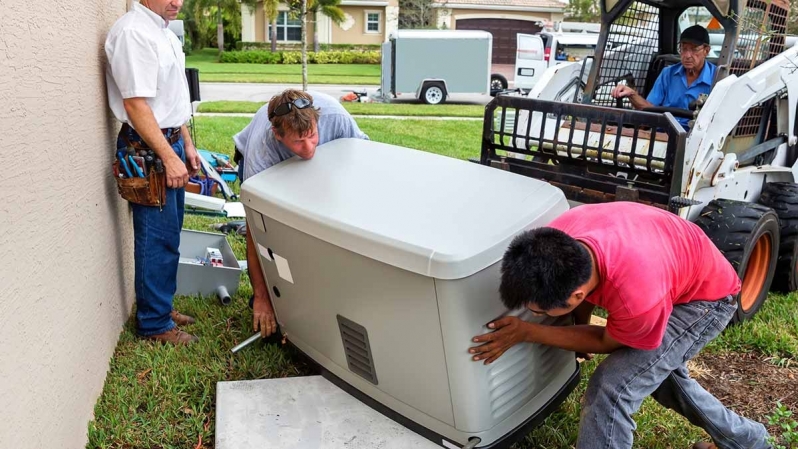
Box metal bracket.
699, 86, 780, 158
615, 185, 639, 202
490, 158, 510, 171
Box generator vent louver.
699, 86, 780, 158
337, 315, 378, 385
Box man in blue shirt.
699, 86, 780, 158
611, 25, 716, 129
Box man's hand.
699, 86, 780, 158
253, 294, 277, 337
164, 156, 189, 188
611, 84, 637, 99
469, 316, 530, 365
184, 142, 201, 178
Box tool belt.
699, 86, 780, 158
113, 124, 178, 208
120, 123, 181, 148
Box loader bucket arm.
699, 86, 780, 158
480, 95, 687, 208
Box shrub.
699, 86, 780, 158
280, 50, 380, 64
219, 50, 380, 64
767, 402, 798, 449
280, 51, 302, 64
351, 51, 380, 64
220, 50, 283, 64
236, 41, 380, 52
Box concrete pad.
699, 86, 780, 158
216, 376, 440, 449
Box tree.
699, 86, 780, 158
287, 0, 345, 53
240, 0, 279, 51
180, 0, 243, 51
265, 0, 279, 52
284, 0, 345, 89
398, 0, 440, 29
309, 0, 345, 52
216, 1, 225, 53
565, 0, 601, 22
302, 0, 308, 90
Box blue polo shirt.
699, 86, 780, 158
646, 61, 716, 129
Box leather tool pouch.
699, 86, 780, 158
114, 159, 166, 207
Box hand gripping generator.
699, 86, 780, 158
241, 138, 579, 448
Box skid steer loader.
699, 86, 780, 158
479, 0, 798, 323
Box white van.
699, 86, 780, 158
514, 32, 599, 91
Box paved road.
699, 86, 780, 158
199, 82, 494, 105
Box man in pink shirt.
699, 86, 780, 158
470, 202, 771, 449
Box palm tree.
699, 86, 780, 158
288, 0, 345, 52
264, 0, 280, 52
182, 0, 242, 52
309, 0, 345, 52
239, 0, 276, 50
302, 0, 308, 90
283, 0, 345, 89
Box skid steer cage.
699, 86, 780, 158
481, 95, 687, 207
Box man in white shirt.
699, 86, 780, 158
105, 0, 202, 344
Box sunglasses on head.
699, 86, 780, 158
268, 97, 313, 120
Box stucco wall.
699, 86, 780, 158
255, 2, 266, 42
246, 1, 391, 45
332, 6, 387, 45
242, 3, 256, 42
0, 0, 135, 448
251, 5, 318, 45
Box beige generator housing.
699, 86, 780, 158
241, 138, 579, 448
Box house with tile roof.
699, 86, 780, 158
433, 0, 567, 64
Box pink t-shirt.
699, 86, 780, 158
549, 202, 741, 350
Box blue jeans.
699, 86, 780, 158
117, 132, 185, 336
577, 296, 771, 449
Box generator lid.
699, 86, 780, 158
241, 139, 568, 280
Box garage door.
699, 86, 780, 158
456, 19, 542, 64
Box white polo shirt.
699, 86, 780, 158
105, 2, 191, 129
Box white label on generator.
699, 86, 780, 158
258, 243, 273, 262
442, 440, 460, 449
274, 253, 294, 284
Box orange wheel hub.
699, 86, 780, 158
739, 233, 772, 311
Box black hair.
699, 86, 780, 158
499, 227, 592, 311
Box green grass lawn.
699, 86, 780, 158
186, 48, 380, 84
197, 100, 486, 117
190, 115, 483, 161
87, 115, 798, 449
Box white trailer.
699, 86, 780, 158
380, 30, 498, 105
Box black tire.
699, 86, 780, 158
759, 182, 798, 292
490, 74, 508, 96
420, 82, 446, 105
695, 199, 780, 323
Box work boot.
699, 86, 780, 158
170, 310, 196, 326
692, 443, 718, 449
145, 327, 198, 345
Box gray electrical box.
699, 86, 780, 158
176, 230, 241, 303
241, 139, 579, 448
